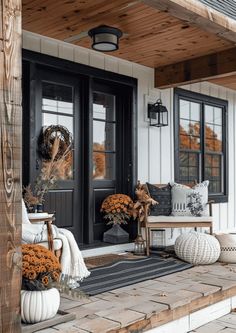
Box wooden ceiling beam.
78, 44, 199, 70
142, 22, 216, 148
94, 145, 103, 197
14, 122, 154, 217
155, 47, 236, 88
143, 0, 236, 44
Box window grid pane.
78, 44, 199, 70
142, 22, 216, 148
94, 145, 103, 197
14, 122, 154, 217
92, 92, 116, 181
177, 96, 225, 196
42, 82, 74, 181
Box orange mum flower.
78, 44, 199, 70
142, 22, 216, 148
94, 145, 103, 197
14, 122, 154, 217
42, 276, 49, 286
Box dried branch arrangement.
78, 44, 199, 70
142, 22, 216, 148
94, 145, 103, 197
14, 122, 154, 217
24, 135, 72, 209
132, 181, 158, 222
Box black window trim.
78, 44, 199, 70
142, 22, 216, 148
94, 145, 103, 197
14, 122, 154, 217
174, 88, 228, 203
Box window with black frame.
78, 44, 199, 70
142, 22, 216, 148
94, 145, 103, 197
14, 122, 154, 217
174, 88, 228, 202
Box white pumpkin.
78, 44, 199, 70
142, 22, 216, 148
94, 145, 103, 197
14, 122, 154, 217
21, 288, 60, 324
175, 231, 220, 265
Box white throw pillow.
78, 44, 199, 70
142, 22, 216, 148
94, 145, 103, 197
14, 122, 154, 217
171, 181, 209, 217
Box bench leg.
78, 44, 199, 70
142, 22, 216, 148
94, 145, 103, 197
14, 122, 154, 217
145, 227, 150, 256
210, 225, 213, 235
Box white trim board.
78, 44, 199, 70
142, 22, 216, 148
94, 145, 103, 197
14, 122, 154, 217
81, 242, 134, 258
146, 297, 236, 333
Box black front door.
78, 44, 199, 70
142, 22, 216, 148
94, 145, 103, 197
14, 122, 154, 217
90, 81, 135, 241
36, 69, 82, 242
23, 55, 136, 245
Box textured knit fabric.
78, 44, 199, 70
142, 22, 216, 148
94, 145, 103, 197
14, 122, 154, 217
175, 231, 220, 265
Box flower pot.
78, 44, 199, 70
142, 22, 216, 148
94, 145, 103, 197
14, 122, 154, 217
21, 288, 60, 324
103, 224, 129, 244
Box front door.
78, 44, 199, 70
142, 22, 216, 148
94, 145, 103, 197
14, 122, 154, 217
36, 69, 81, 242
23, 57, 136, 245
91, 81, 135, 241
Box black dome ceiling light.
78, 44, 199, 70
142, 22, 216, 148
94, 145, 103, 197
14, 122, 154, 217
88, 25, 123, 52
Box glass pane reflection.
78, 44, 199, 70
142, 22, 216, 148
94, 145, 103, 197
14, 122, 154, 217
93, 92, 115, 122
42, 82, 74, 180
93, 152, 115, 180
43, 113, 73, 135
42, 82, 73, 115
93, 121, 115, 151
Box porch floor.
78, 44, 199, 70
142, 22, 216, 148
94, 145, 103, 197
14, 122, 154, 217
190, 311, 236, 332
35, 261, 236, 333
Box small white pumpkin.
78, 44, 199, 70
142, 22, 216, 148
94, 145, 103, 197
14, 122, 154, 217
21, 288, 60, 324
175, 231, 220, 265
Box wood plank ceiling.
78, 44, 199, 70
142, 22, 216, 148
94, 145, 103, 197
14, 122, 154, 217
208, 75, 236, 91
22, 0, 234, 68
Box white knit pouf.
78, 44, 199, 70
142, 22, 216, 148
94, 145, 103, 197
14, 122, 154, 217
175, 231, 220, 265
215, 233, 236, 263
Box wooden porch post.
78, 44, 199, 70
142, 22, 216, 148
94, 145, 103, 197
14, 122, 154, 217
0, 0, 22, 332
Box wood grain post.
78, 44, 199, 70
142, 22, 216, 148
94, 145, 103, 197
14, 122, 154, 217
0, 1, 22, 332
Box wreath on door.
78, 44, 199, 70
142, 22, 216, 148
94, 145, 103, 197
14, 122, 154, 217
38, 125, 72, 161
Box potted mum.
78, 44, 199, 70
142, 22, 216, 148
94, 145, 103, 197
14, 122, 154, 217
100, 194, 134, 244
21, 244, 61, 324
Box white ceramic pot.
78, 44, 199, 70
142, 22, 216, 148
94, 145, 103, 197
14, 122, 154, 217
21, 288, 60, 324
215, 233, 236, 263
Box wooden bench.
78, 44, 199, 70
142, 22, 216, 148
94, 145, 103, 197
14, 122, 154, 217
140, 184, 214, 256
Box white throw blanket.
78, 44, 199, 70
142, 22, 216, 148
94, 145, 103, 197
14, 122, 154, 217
22, 223, 90, 284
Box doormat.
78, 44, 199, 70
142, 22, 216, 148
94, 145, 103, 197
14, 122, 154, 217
84, 253, 142, 268
21, 310, 75, 333
80, 252, 192, 296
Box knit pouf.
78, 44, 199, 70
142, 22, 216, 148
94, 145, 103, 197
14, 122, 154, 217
215, 233, 236, 263
175, 231, 220, 265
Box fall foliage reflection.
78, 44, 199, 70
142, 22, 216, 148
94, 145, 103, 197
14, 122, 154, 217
93, 143, 105, 179
179, 122, 222, 152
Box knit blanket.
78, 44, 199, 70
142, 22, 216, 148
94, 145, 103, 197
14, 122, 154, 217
22, 223, 90, 286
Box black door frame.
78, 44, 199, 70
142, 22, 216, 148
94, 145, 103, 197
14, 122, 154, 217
22, 49, 138, 245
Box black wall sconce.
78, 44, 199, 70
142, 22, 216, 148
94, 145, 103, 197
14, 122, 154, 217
148, 99, 168, 127
88, 25, 123, 52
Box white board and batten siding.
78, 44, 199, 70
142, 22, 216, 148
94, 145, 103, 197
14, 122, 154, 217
23, 30, 236, 244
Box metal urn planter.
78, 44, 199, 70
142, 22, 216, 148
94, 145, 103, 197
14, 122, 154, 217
103, 224, 129, 244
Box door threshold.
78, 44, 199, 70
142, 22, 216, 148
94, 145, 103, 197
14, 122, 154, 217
81, 242, 134, 258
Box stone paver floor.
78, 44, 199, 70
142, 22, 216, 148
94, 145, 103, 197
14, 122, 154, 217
190, 311, 236, 332
33, 261, 236, 333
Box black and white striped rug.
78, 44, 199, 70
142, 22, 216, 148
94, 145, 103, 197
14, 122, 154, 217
80, 252, 192, 295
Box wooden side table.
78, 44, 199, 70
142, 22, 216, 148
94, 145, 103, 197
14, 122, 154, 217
28, 213, 55, 252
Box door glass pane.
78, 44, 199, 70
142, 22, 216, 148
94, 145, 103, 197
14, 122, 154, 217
42, 82, 73, 115
43, 113, 73, 135
42, 82, 74, 180
93, 92, 115, 122
93, 92, 116, 181
93, 121, 115, 151
93, 152, 115, 180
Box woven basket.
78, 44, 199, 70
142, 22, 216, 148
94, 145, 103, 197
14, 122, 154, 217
175, 231, 220, 265
215, 233, 236, 263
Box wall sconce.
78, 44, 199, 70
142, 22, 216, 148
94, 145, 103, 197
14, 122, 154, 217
148, 99, 168, 127
88, 25, 123, 52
